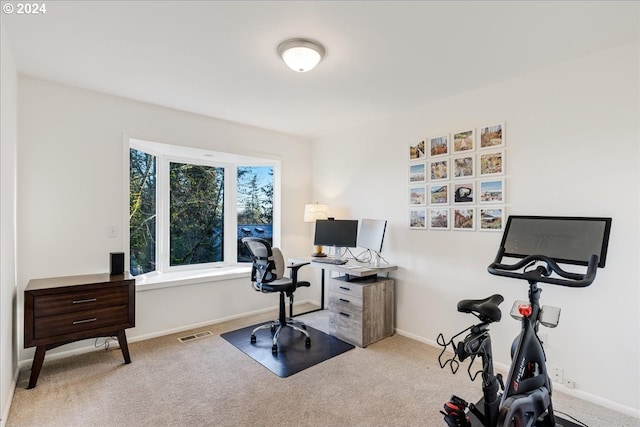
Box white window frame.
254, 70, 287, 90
126, 137, 281, 289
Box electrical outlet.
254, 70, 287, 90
565, 378, 575, 389
550, 366, 564, 384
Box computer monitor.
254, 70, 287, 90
357, 219, 387, 253
500, 216, 612, 268
314, 219, 358, 248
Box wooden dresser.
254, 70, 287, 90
327, 275, 394, 347
24, 273, 135, 388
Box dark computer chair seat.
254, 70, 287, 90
242, 237, 311, 354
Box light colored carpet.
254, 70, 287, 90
7, 306, 639, 427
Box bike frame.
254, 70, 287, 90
496, 281, 555, 426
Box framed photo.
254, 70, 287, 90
453, 208, 475, 231
452, 155, 474, 179
479, 207, 505, 231
429, 159, 449, 181
429, 208, 450, 230
429, 135, 449, 157
479, 179, 505, 204
453, 181, 475, 204
429, 183, 449, 205
409, 208, 427, 229
409, 163, 426, 183
409, 139, 426, 160
409, 186, 426, 206
479, 150, 505, 176
453, 130, 474, 153
479, 123, 505, 150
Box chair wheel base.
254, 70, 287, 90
250, 335, 256, 344
272, 345, 278, 354
305, 337, 311, 348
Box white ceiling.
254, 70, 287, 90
2, 1, 638, 139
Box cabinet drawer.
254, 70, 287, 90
34, 305, 129, 339
328, 291, 363, 310
329, 310, 363, 346
328, 279, 364, 299
33, 286, 129, 317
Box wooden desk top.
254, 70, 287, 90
26, 273, 133, 291
290, 258, 397, 278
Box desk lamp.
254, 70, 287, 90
304, 203, 329, 257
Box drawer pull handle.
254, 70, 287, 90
339, 312, 350, 318
339, 298, 350, 303
72, 298, 97, 304
72, 318, 97, 325
339, 286, 351, 291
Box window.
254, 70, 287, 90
129, 149, 156, 275
237, 166, 274, 262
129, 139, 278, 278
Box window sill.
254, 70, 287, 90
134, 265, 251, 291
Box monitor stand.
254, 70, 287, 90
333, 247, 344, 261
370, 251, 381, 267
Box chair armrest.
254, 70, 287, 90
286, 261, 310, 283
287, 261, 310, 270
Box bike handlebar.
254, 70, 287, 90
487, 248, 599, 287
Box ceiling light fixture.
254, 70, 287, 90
277, 38, 326, 73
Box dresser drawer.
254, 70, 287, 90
328, 290, 363, 310
33, 305, 129, 340
328, 279, 364, 298
33, 286, 129, 317
329, 310, 363, 347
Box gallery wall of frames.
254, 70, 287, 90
408, 123, 506, 231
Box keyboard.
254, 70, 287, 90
311, 258, 348, 265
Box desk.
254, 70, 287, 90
289, 258, 397, 315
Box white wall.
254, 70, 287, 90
16, 77, 315, 361
0, 19, 18, 427
312, 42, 640, 414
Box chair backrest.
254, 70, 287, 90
242, 238, 283, 289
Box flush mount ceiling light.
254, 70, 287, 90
277, 38, 326, 72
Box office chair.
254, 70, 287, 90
242, 237, 311, 354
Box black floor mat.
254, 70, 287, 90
221, 323, 354, 377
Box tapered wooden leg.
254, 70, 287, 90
117, 330, 131, 364
28, 346, 47, 389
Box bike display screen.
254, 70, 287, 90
500, 216, 612, 268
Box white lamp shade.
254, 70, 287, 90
278, 38, 326, 73
304, 203, 329, 222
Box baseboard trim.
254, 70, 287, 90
17, 299, 320, 369
394, 327, 640, 420
1, 368, 19, 427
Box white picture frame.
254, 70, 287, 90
478, 150, 505, 177
409, 186, 426, 206
453, 129, 475, 153
479, 179, 505, 204
428, 208, 450, 230
452, 154, 474, 179
479, 207, 505, 231
429, 183, 449, 205
409, 139, 426, 160
429, 159, 449, 181
479, 123, 505, 150
453, 208, 475, 231
409, 162, 426, 183
453, 181, 475, 204
429, 134, 450, 158
409, 208, 427, 229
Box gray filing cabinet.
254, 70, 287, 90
327, 275, 394, 347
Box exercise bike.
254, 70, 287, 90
437, 215, 612, 427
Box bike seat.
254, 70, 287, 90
457, 294, 504, 322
